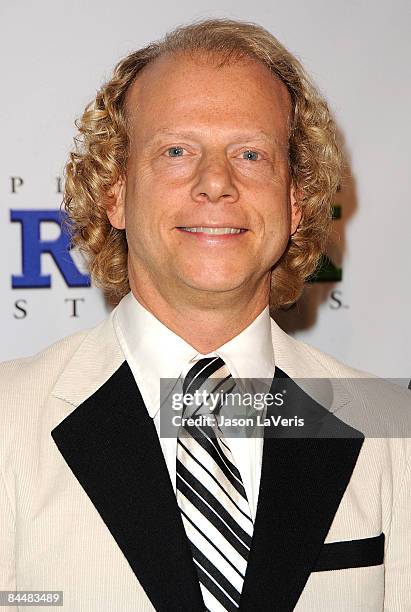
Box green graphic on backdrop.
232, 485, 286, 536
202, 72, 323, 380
308, 205, 342, 283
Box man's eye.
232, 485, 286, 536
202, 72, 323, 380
242, 150, 260, 161
166, 147, 185, 157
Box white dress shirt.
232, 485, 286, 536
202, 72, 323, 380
113, 291, 275, 520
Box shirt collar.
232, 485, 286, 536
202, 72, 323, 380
213, 306, 275, 381
113, 291, 275, 418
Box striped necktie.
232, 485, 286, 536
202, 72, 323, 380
176, 356, 254, 611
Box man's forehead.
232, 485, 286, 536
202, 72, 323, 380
124, 51, 291, 142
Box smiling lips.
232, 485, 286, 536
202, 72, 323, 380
178, 226, 247, 235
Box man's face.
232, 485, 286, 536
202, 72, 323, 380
108, 52, 301, 303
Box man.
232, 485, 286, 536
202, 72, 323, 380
0, 18, 410, 612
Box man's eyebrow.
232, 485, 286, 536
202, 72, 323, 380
144, 128, 285, 145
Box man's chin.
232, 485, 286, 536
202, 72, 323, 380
179, 275, 249, 296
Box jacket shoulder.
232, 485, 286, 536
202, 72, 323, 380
270, 317, 374, 378
0, 317, 113, 407
271, 320, 411, 462
293, 336, 374, 378
0, 330, 87, 398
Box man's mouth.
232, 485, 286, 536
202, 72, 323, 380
177, 227, 247, 235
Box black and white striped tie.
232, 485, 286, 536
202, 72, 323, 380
176, 356, 254, 611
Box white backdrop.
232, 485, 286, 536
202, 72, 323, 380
1, 0, 410, 378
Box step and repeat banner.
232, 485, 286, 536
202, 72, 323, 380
1, 1, 410, 379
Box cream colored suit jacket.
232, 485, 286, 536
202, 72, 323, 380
0, 309, 410, 611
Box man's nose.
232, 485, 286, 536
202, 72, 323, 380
191, 153, 239, 204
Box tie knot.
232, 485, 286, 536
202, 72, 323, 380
183, 356, 235, 417
182, 356, 228, 395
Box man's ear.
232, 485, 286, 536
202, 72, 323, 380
290, 183, 302, 236
106, 176, 126, 230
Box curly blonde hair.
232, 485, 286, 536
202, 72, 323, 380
63, 18, 342, 309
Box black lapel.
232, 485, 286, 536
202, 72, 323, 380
51, 361, 204, 612
239, 367, 365, 612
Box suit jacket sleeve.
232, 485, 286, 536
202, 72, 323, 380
0, 463, 15, 611
384, 451, 411, 611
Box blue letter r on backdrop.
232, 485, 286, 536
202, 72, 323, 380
11, 210, 91, 288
